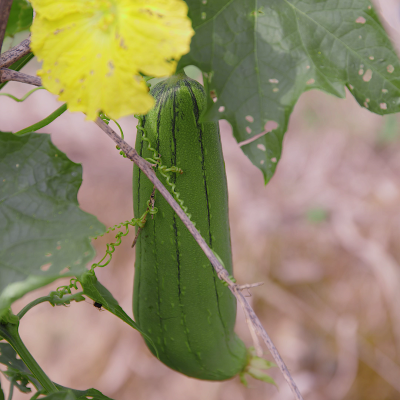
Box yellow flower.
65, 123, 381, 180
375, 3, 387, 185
30, 0, 194, 120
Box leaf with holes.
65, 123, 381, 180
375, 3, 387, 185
0, 343, 114, 400
4, 0, 33, 38
180, 0, 400, 181
0, 132, 105, 319
0, 342, 40, 392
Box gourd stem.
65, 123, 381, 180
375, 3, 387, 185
0, 323, 58, 394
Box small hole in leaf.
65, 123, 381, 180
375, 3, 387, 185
382, 89, 388, 94
218, 106, 225, 112
245, 115, 254, 123
273, 88, 279, 92
269, 79, 279, 84
380, 103, 388, 110
356, 16, 366, 23
387, 65, 394, 73
271, 157, 277, 163
41, 263, 52, 271
246, 126, 252, 134
257, 144, 266, 151
369, 56, 374, 60
306, 78, 315, 85
60, 267, 70, 275
358, 69, 364, 75
260, 160, 265, 165
363, 69, 372, 82
348, 84, 354, 90
265, 121, 278, 132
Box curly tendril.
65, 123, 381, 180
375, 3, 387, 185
49, 200, 157, 299
136, 117, 195, 224
50, 278, 79, 301
99, 112, 127, 158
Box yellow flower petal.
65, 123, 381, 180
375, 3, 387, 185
30, 0, 194, 120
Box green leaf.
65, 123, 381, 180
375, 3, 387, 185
4, 0, 33, 38
0, 342, 31, 374
181, 0, 400, 181
79, 272, 156, 352
0, 343, 113, 400
2, 369, 32, 394
35, 390, 77, 400
0, 132, 105, 319
0, 342, 40, 392
54, 387, 114, 400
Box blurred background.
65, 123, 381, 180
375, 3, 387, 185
2, 1, 400, 399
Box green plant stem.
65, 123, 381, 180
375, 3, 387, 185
0, 87, 44, 102
14, 103, 67, 136
17, 292, 85, 319
0, 323, 58, 394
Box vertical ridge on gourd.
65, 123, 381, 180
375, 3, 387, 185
133, 70, 247, 380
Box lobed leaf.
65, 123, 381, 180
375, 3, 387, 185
0, 132, 105, 319
180, 0, 400, 181
0, 342, 40, 391
0, 343, 114, 399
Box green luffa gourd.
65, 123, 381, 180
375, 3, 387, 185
133, 70, 247, 380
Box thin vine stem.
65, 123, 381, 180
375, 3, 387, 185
0, 86, 44, 102
17, 292, 85, 319
14, 103, 67, 135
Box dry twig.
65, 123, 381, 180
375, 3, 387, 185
0, 68, 42, 86
0, 38, 31, 68
0, 0, 13, 51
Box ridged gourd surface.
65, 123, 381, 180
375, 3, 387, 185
133, 71, 247, 380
